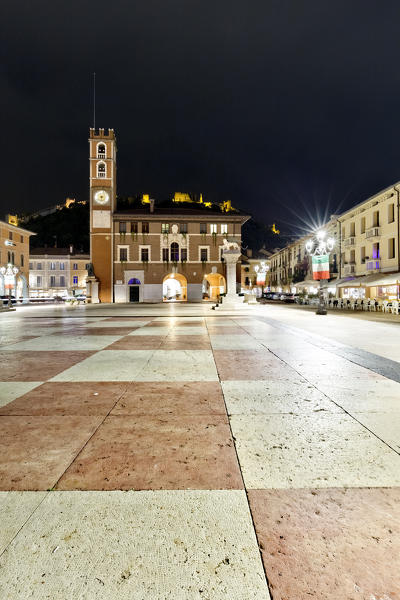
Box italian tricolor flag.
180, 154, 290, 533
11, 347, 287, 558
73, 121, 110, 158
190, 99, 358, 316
312, 254, 330, 280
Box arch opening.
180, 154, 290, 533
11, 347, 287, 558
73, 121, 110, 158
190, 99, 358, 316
163, 273, 187, 302
202, 273, 226, 301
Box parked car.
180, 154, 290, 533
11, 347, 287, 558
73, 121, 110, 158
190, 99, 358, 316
0, 295, 17, 305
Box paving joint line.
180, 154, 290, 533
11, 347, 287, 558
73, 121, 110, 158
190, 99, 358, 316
204, 317, 274, 600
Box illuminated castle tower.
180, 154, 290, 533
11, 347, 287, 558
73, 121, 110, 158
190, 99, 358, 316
89, 128, 117, 302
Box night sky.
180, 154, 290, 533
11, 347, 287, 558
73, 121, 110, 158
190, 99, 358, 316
3, 1, 400, 234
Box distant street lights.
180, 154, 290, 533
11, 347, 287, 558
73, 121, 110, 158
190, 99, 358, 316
0, 263, 19, 308
254, 261, 270, 296
305, 231, 334, 315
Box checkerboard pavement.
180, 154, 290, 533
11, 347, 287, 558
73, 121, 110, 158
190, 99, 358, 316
0, 307, 399, 599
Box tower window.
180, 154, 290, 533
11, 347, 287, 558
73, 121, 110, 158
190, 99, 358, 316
97, 162, 106, 178
97, 144, 106, 158
170, 242, 179, 262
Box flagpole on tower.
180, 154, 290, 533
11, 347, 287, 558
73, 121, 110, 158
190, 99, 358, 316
93, 72, 96, 130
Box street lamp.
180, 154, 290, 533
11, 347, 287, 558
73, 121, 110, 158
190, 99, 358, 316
0, 263, 19, 308
305, 231, 334, 315
254, 261, 270, 297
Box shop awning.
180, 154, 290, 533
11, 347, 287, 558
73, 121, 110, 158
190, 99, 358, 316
336, 272, 400, 288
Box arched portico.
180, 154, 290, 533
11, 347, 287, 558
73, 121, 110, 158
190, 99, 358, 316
163, 273, 187, 302
202, 272, 226, 301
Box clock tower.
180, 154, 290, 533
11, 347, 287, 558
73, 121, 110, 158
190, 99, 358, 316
89, 127, 117, 302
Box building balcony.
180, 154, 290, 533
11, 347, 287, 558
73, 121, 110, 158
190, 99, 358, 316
366, 259, 380, 271
344, 237, 356, 247
366, 227, 381, 239
344, 264, 356, 275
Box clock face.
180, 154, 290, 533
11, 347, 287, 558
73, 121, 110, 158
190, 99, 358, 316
94, 190, 110, 205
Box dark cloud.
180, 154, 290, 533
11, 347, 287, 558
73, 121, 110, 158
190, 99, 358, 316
2, 0, 400, 232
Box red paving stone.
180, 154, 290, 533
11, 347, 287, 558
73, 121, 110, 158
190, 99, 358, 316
101, 317, 154, 322
0, 415, 101, 490
111, 381, 226, 415
213, 349, 284, 380
161, 335, 211, 350
248, 488, 400, 600
105, 336, 164, 350
70, 326, 143, 335
56, 414, 243, 491
0, 351, 94, 381
0, 382, 129, 416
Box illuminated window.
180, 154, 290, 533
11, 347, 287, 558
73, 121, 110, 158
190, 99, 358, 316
210, 224, 217, 234
170, 242, 179, 262
73, 276, 78, 285
97, 162, 106, 178
50, 262, 56, 270
162, 223, 170, 234
221, 224, 228, 234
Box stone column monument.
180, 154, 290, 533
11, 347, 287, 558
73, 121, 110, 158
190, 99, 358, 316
221, 239, 243, 307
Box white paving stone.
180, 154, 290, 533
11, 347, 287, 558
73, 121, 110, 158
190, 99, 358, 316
0, 382, 43, 407
50, 350, 154, 382
0, 490, 270, 600
210, 334, 265, 350
222, 380, 342, 414
230, 412, 400, 489
1, 335, 123, 351
0, 491, 47, 554
135, 350, 219, 381
354, 412, 400, 452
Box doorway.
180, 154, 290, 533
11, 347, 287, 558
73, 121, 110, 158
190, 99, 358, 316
129, 285, 140, 302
